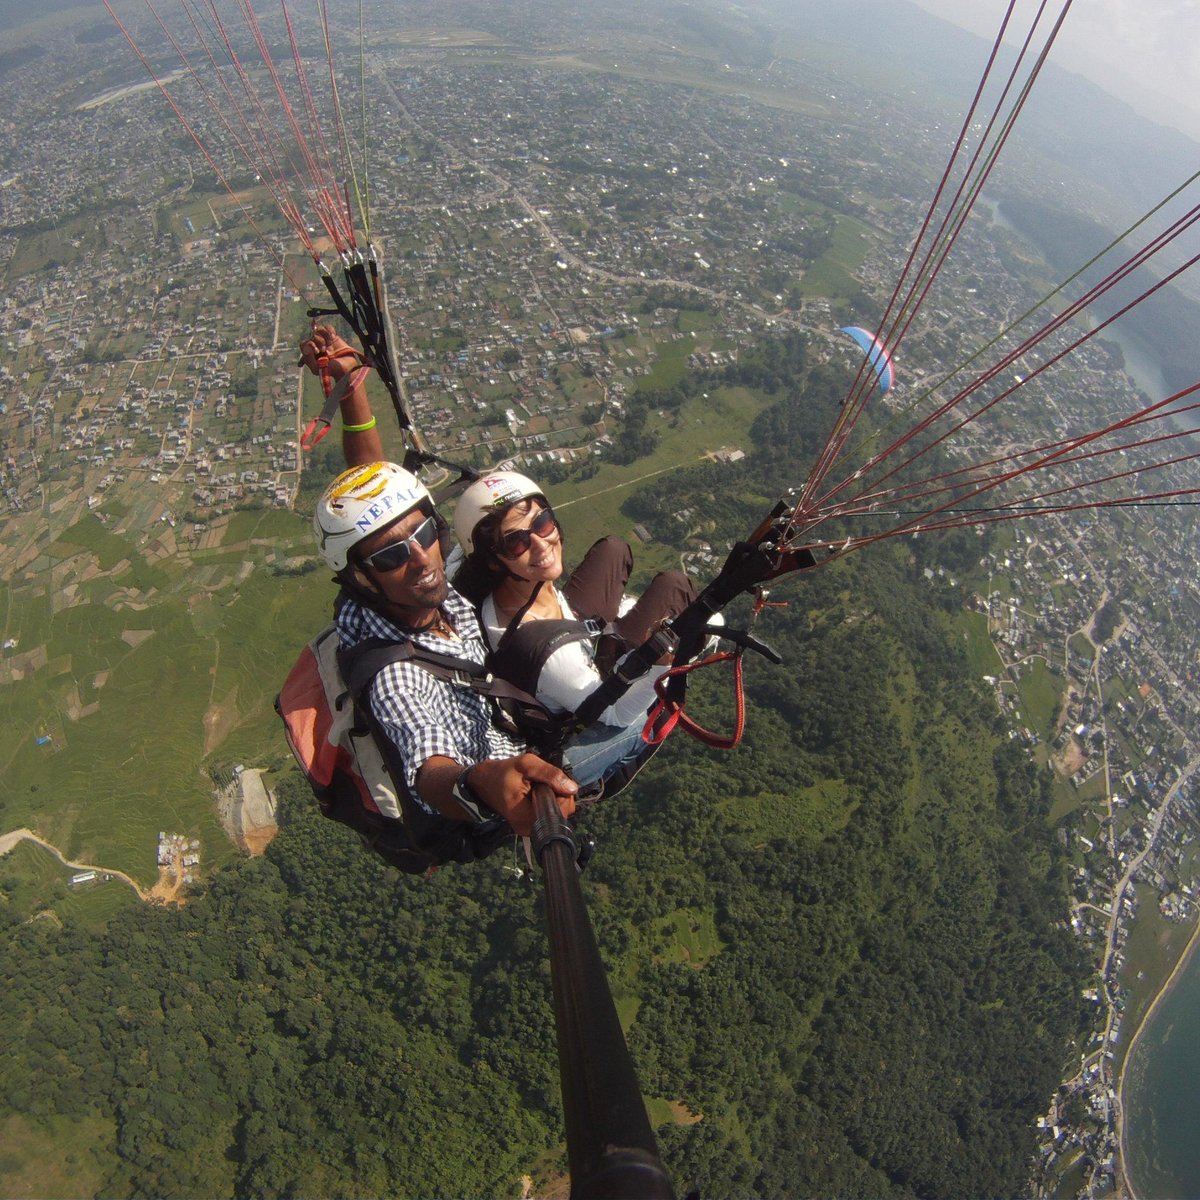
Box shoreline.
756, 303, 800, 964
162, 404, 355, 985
1114, 910, 1200, 1200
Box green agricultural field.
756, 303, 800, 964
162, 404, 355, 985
5, 217, 96, 280
221, 507, 308, 548
49, 515, 138, 571
797, 214, 876, 299
1015, 658, 1062, 738
203, 566, 334, 769
1070, 632, 1095, 662
957, 609, 1006, 677
0, 838, 72, 915
1104, 674, 1136, 706
676, 309, 715, 334
0, 518, 334, 886
0, 592, 231, 884
1074, 772, 1108, 805
633, 334, 694, 392
1051, 1154, 1090, 1200
1048, 781, 1083, 824
1112, 882, 1198, 1075
0, 1111, 117, 1200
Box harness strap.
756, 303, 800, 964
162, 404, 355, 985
494, 581, 544, 656
568, 624, 677, 733
342, 636, 545, 711
301, 355, 370, 450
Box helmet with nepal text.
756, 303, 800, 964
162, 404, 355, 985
313, 462, 436, 572
453, 470, 549, 556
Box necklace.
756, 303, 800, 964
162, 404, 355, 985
422, 609, 454, 638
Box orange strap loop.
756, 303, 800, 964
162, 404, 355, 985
300, 351, 370, 451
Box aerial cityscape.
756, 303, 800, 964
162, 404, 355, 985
1, 0, 1198, 1196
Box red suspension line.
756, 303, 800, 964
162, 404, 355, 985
278, 0, 355, 248
171, 0, 349, 257
317, 0, 365, 238
800, 0, 1073, 507
823, 424, 1200, 525
799, 0, 1023, 502
839, 0, 1061, 429
835, 161, 1200, 500
795, 478, 1200, 560
815, 211, 1200, 515
821, 162, 1200, 516
809, 380, 1200, 551
824, 403, 1200, 518
992, 444, 1200, 513
229, 0, 354, 250
864, 387, 1200, 528
104, 0, 311, 284
147, 0, 317, 263
185, 0, 321, 246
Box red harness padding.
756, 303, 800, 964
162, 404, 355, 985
642, 650, 746, 750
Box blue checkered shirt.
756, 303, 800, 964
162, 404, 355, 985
335, 588, 525, 812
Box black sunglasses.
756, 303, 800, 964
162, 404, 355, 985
360, 514, 439, 573
498, 506, 558, 557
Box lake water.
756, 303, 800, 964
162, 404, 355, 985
1124, 929, 1200, 1199
982, 197, 1197, 442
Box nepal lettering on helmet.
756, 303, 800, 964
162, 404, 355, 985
353, 487, 424, 533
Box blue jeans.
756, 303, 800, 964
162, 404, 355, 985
562, 718, 648, 787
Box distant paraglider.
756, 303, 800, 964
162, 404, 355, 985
839, 325, 895, 394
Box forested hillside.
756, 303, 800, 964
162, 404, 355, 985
0, 338, 1090, 1198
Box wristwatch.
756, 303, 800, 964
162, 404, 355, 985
451, 766, 496, 825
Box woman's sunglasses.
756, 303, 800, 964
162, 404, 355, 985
498, 506, 558, 557
359, 514, 439, 573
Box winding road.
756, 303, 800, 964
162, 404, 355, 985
0, 827, 157, 901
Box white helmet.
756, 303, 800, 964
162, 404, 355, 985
453, 470, 546, 556
313, 462, 432, 572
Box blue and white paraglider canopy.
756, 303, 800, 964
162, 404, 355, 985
839, 325, 895, 394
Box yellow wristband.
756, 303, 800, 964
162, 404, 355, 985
342, 416, 377, 433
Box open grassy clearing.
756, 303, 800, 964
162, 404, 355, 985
5, 215, 99, 280
722, 779, 855, 847
797, 214, 876, 298
1048, 777, 1084, 823
1015, 658, 1063, 738
956, 608, 1006, 677
0, 1112, 116, 1200
648, 906, 725, 968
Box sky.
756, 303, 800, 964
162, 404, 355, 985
907, 0, 1200, 145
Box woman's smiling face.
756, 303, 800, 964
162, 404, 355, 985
495, 499, 564, 583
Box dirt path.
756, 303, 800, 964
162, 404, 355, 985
0, 828, 183, 904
